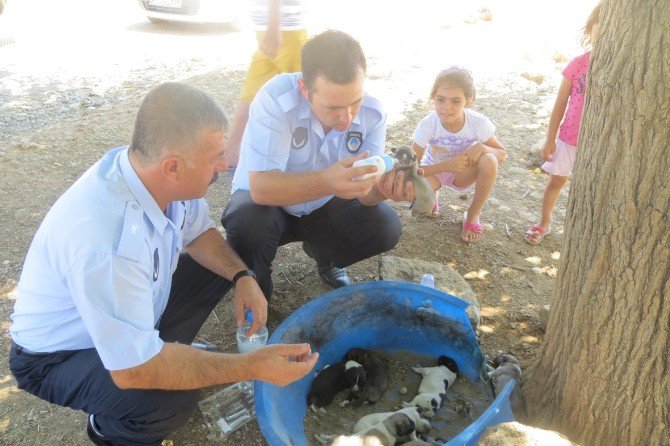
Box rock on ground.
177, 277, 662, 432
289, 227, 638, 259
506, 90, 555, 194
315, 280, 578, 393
379, 255, 481, 330
476, 421, 580, 446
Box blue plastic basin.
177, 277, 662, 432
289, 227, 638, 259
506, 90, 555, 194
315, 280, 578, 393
255, 281, 515, 445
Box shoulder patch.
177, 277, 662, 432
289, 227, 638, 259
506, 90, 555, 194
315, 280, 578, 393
116, 201, 145, 262
276, 87, 303, 114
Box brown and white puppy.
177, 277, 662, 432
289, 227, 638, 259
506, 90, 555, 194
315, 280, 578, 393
342, 348, 389, 406
307, 359, 367, 412
402, 356, 458, 417
353, 407, 430, 438
392, 145, 435, 216
317, 412, 417, 446
489, 353, 527, 419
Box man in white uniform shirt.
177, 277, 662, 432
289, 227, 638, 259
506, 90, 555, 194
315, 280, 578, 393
9, 82, 317, 446
223, 30, 414, 299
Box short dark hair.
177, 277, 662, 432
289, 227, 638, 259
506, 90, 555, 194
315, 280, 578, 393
130, 82, 228, 162
301, 30, 367, 89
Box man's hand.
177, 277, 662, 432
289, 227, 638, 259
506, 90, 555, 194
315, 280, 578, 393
376, 167, 415, 203
232, 276, 268, 336
541, 139, 557, 162
323, 151, 381, 199
249, 343, 319, 386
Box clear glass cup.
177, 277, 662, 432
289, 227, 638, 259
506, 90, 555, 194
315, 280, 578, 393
236, 323, 268, 354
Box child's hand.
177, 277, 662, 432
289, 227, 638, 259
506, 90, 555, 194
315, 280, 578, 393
541, 140, 557, 161
465, 144, 485, 166
444, 156, 468, 173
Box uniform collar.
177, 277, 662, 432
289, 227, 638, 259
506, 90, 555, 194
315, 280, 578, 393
119, 148, 171, 236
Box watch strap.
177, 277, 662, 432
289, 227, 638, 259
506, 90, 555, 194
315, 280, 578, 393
232, 269, 256, 284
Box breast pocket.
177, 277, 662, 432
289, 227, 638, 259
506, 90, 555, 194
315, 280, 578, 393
287, 126, 312, 169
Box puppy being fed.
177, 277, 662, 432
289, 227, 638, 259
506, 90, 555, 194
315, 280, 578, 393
392, 145, 435, 216
307, 359, 366, 412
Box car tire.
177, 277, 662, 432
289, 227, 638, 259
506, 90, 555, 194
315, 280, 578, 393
147, 16, 168, 25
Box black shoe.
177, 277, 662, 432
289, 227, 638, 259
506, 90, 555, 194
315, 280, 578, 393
87, 415, 114, 446
317, 266, 350, 288
302, 241, 315, 259
303, 242, 350, 288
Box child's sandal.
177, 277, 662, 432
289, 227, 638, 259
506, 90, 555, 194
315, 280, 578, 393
429, 200, 439, 218
524, 226, 551, 245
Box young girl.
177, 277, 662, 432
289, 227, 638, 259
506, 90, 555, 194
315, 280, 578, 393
412, 67, 506, 242
525, 3, 600, 244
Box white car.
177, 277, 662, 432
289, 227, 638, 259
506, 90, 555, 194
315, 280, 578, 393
137, 0, 247, 29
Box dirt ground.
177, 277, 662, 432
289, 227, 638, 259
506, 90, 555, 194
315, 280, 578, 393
0, 1, 599, 444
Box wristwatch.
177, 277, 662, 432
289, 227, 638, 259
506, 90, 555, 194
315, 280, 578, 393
232, 269, 256, 285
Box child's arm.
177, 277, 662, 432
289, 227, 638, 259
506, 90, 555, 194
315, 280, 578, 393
414, 141, 468, 176
465, 136, 506, 165
411, 142, 425, 164
543, 76, 572, 160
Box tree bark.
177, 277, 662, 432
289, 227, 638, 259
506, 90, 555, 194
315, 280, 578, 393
525, 1, 670, 445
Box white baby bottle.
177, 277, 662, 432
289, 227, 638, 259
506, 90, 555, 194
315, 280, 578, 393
352, 154, 395, 180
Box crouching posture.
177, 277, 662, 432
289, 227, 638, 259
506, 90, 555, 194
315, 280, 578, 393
8, 82, 317, 446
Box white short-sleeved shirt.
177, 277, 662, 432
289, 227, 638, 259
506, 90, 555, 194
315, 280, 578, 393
10, 147, 215, 371
412, 109, 495, 165
232, 72, 386, 216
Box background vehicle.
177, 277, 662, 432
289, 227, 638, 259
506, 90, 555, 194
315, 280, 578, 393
137, 0, 247, 30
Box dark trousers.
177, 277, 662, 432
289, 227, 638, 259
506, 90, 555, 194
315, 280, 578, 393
9, 255, 231, 446
221, 190, 402, 298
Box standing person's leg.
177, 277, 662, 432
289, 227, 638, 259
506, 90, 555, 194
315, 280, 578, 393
525, 174, 567, 244
225, 30, 306, 168
221, 189, 294, 299
225, 31, 276, 168
299, 197, 401, 274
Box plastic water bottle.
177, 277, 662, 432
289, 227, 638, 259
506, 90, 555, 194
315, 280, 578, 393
236, 311, 268, 354
420, 273, 435, 288
352, 154, 395, 180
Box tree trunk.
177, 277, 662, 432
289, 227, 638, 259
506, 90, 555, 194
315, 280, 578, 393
525, 1, 670, 445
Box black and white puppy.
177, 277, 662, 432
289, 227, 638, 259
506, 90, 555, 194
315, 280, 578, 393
342, 348, 389, 406
489, 353, 527, 419
317, 412, 417, 446
402, 355, 459, 417
307, 359, 367, 412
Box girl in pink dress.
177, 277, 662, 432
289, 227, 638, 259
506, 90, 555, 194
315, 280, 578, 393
525, 3, 601, 244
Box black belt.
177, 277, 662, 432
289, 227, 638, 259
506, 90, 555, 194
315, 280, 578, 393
11, 340, 48, 356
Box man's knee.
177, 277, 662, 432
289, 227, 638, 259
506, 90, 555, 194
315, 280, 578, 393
101, 389, 200, 445
222, 200, 282, 251
367, 203, 402, 252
